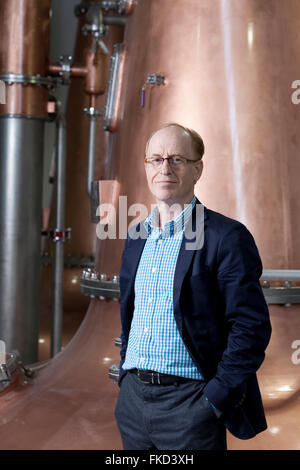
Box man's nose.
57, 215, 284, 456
160, 158, 172, 173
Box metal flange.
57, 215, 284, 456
80, 269, 120, 300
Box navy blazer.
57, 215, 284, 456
118, 197, 272, 440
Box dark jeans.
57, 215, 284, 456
114, 371, 227, 450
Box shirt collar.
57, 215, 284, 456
143, 195, 197, 238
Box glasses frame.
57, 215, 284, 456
144, 156, 201, 168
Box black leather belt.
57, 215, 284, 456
129, 368, 204, 385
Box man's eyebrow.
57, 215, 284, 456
151, 153, 184, 157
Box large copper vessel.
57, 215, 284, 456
108, 0, 300, 450
0, 0, 300, 450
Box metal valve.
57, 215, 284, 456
141, 73, 165, 108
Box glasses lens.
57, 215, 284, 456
170, 157, 185, 166
146, 157, 188, 167
146, 158, 163, 167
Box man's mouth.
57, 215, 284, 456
156, 181, 176, 183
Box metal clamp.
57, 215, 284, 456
0, 73, 61, 89
58, 55, 73, 84
75, 1, 133, 16
83, 107, 103, 117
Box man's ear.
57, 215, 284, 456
194, 160, 203, 183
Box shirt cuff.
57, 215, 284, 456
205, 397, 223, 414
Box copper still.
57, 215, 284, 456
0, 0, 300, 450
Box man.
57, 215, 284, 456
114, 123, 272, 450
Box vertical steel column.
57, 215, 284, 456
51, 113, 67, 357
0, 116, 45, 364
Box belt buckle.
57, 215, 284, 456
151, 372, 160, 385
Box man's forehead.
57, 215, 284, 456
147, 127, 192, 154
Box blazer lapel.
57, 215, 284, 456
173, 198, 208, 331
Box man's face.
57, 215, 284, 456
144, 126, 203, 206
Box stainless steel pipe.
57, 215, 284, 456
261, 270, 300, 282
86, 114, 97, 197
103, 15, 126, 26
0, 116, 45, 364
51, 113, 67, 357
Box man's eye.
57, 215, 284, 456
153, 158, 162, 163
172, 157, 184, 164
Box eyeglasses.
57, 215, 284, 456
144, 156, 201, 168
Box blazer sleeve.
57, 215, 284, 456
203, 223, 272, 413
118, 232, 130, 387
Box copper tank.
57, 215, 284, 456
0, 0, 300, 450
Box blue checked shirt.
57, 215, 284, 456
122, 195, 204, 380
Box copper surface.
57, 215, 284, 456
1, 0, 300, 451
123, 0, 137, 16
0, 0, 124, 450
0, 0, 50, 75
0, 301, 122, 450
0, 0, 51, 117
108, 0, 300, 450
2, 84, 49, 118
98, 180, 121, 225
85, 40, 108, 96
69, 64, 88, 78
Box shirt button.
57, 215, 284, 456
148, 297, 152, 303
144, 327, 148, 333
140, 357, 145, 362
152, 267, 156, 273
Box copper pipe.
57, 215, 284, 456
0, 0, 51, 118
47, 63, 87, 78
89, 94, 97, 108
70, 65, 88, 77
